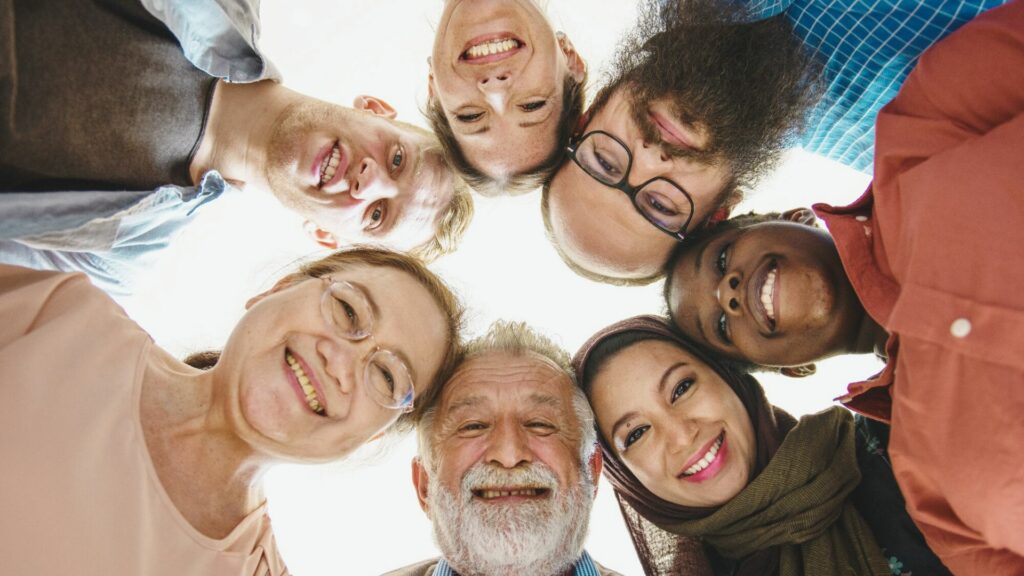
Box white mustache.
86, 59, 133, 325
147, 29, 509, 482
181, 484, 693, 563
461, 462, 558, 496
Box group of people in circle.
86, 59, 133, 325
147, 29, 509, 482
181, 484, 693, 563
1, 0, 1022, 575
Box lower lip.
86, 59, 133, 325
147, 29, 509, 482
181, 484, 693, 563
681, 435, 728, 483
650, 111, 696, 149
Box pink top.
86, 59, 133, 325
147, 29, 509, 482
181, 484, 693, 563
0, 265, 289, 575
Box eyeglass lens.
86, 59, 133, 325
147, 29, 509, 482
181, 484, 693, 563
321, 279, 416, 411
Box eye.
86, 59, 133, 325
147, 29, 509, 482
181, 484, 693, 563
594, 150, 620, 177
646, 195, 679, 217
520, 100, 547, 112
339, 299, 357, 323
455, 111, 484, 122
365, 201, 387, 231
526, 420, 556, 434
671, 378, 694, 403
717, 313, 732, 345
458, 421, 488, 435
378, 366, 396, 394
716, 243, 730, 274
389, 146, 405, 174
623, 425, 649, 449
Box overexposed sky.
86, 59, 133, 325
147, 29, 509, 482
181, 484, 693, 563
120, 1, 880, 574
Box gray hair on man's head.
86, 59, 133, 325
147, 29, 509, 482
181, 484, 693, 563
417, 320, 598, 476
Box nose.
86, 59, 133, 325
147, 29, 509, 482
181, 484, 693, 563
478, 71, 511, 111
317, 336, 378, 399
351, 156, 398, 201
484, 418, 533, 469
629, 139, 674, 186
661, 414, 700, 457
717, 271, 744, 317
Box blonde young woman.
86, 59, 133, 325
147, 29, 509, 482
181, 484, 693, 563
0, 248, 462, 575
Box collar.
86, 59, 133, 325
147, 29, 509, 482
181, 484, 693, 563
436, 550, 600, 576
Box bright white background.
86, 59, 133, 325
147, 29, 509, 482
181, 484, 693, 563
119, 1, 881, 574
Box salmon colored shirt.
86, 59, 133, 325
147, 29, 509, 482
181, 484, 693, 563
813, 2, 1024, 573
0, 265, 289, 575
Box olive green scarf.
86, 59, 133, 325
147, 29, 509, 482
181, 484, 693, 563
661, 407, 891, 576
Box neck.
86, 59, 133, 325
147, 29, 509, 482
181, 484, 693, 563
189, 80, 292, 188
140, 346, 268, 539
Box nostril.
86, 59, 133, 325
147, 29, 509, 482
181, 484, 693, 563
729, 277, 739, 289
496, 74, 509, 81
729, 298, 739, 311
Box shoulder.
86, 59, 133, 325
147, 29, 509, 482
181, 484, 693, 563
379, 558, 441, 576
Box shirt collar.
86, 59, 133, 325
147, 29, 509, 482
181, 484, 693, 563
436, 550, 599, 576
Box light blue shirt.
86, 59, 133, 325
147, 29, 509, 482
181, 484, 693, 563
433, 550, 603, 576
0, 0, 277, 295
746, 0, 1005, 171
0, 172, 228, 297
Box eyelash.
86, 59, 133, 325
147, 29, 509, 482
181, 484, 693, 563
671, 378, 694, 403
624, 425, 649, 450
520, 100, 546, 112
715, 244, 732, 345
455, 112, 483, 122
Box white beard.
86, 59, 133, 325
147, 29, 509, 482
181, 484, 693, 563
427, 461, 594, 576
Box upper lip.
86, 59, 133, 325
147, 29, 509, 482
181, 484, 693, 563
747, 258, 778, 335
678, 432, 723, 477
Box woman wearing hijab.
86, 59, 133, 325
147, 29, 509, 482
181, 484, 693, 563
0, 248, 462, 576
572, 315, 948, 576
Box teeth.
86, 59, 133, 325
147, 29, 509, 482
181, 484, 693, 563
286, 352, 325, 416
760, 268, 777, 321
477, 488, 541, 499
683, 435, 723, 476
319, 144, 340, 187
465, 38, 519, 59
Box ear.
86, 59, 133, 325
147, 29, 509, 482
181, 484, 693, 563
782, 207, 817, 226
303, 220, 339, 249
780, 364, 817, 378
412, 457, 432, 514
352, 95, 397, 119
556, 31, 586, 84
588, 449, 603, 497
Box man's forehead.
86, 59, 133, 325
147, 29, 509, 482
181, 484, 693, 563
440, 351, 573, 410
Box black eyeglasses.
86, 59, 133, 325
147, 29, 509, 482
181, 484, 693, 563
567, 130, 694, 240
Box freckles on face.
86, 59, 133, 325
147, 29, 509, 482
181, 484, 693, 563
588, 339, 755, 507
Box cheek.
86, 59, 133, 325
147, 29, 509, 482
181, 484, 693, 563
239, 376, 297, 444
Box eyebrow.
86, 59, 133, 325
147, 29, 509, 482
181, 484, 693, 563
465, 125, 491, 136
446, 394, 487, 416
526, 392, 563, 410
518, 118, 549, 128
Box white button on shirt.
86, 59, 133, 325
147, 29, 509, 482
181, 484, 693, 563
950, 318, 972, 338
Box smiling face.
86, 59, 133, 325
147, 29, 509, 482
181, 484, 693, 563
667, 220, 864, 367
589, 339, 755, 507
430, 0, 585, 178
547, 87, 733, 281
264, 98, 454, 252
414, 351, 595, 573
216, 264, 449, 463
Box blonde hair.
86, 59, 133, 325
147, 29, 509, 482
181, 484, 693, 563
393, 121, 476, 263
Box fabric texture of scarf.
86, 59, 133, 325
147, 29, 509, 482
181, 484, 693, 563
572, 316, 889, 576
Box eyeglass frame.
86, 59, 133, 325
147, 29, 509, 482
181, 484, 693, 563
566, 129, 695, 240
319, 276, 416, 414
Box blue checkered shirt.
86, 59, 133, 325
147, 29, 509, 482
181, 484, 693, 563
432, 550, 602, 576
746, 0, 1006, 171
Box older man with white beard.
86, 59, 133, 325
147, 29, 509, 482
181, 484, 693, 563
382, 321, 622, 576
